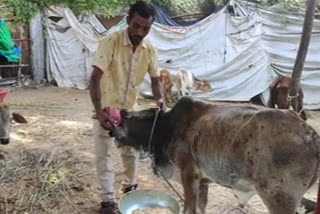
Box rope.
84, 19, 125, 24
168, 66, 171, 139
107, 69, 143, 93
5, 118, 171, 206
287, 93, 300, 102
148, 109, 160, 154
157, 168, 185, 202
140, 108, 161, 159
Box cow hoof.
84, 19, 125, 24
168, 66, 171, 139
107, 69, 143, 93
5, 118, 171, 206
0, 150, 8, 159
122, 184, 138, 194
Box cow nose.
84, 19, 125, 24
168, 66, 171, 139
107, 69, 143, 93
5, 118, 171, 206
109, 130, 114, 137
0, 138, 10, 145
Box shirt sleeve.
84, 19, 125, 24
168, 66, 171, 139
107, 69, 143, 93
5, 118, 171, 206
92, 35, 115, 73
148, 46, 159, 78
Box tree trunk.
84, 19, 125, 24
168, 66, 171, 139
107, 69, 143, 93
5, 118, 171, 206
289, 0, 318, 111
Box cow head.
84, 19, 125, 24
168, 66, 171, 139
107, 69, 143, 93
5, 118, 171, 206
194, 79, 213, 92
110, 108, 174, 176
0, 105, 27, 145
109, 108, 173, 155
110, 108, 161, 150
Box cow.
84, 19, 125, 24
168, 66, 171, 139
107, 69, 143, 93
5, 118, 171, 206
159, 69, 175, 105
110, 96, 320, 214
176, 69, 212, 98
268, 75, 307, 120
0, 105, 27, 145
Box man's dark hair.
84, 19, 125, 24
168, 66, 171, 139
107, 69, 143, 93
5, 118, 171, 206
128, 1, 155, 21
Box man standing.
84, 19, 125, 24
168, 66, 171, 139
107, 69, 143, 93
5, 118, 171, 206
89, 1, 163, 213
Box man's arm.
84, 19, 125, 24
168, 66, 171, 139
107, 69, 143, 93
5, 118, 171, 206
151, 76, 164, 108
89, 66, 112, 130
90, 66, 103, 114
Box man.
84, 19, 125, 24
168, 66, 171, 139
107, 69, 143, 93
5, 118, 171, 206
89, 1, 163, 213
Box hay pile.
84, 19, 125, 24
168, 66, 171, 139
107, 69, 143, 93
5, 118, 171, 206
0, 147, 97, 214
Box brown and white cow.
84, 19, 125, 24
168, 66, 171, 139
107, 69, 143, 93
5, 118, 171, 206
268, 75, 307, 120
176, 69, 212, 98
0, 105, 27, 145
159, 69, 175, 105
110, 97, 320, 214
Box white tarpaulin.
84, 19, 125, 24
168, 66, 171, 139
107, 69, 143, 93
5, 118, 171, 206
44, 1, 320, 109
44, 7, 103, 89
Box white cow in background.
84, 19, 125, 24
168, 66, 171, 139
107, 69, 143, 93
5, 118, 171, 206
175, 69, 212, 98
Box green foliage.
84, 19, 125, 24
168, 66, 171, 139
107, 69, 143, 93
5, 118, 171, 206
257, 0, 304, 6
0, 0, 318, 23
153, 0, 226, 15
0, 0, 139, 23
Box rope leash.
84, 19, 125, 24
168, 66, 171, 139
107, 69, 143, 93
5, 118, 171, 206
287, 93, 300, 102
140, 108, 161, 159
156, 168, 184, 202
142, 109, 186, 205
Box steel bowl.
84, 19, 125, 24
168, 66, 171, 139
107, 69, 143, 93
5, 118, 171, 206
118, 189, 181, 214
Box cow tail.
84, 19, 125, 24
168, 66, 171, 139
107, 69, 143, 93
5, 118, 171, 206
308, 128, 320, 189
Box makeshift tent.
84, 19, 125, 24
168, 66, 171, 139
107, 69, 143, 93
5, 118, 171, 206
44, 1, 320, 109
0, 19, 21, 62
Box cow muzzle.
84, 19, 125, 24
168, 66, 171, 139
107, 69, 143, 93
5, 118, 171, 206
0, 138, 10, 145
109, 129, 115, 138
109, 127, 126, 141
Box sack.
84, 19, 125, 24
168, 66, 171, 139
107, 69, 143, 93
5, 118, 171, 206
92, 107, 121, 126
104, 107, 121, 126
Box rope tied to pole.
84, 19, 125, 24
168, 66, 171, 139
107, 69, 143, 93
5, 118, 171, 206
287, 93, 300, 103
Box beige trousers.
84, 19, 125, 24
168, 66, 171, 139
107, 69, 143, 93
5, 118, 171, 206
93, 112, 139, 202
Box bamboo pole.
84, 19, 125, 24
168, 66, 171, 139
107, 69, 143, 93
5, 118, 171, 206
289, 0, 318, 111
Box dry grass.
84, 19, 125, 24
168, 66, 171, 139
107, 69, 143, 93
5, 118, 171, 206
0, 147, 96, 214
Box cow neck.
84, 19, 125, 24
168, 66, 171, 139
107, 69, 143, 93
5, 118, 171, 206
145, 112, 173, 157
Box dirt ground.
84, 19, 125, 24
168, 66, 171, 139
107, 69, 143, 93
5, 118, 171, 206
1, 85, 320, 214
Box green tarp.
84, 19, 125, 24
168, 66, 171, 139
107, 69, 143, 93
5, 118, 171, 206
0, 19, 21, 62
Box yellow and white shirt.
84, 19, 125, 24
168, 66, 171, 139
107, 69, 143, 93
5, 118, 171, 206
92, 29, 159, 109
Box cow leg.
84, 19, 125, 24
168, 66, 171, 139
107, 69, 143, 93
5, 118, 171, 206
181, 89, 186, 97
257, 188, 299, 214
197, 181, 208, 214
178, 89, 184, 99
232, 189, 255, 208
179, 160, 200, 214
168, 85, 174, 104
164, 90, 170, 105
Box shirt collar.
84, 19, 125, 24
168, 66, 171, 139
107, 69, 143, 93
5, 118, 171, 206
122, 29, 147, 48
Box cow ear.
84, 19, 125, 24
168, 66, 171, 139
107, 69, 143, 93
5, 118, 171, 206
120, 109, 129, 119
12, 112, 27, 124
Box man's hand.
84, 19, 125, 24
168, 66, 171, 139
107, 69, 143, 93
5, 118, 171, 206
151, 77, 165, 110
156, 99, 165, 110
96, 111, 113, 130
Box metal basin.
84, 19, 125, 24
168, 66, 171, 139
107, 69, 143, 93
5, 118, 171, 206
118, 189, 181, 214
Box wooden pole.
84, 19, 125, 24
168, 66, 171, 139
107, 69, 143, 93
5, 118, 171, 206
317, 179, 320, 214
296, 1, 320, 212
289, 0, 318, 111
30, 11, 46, 83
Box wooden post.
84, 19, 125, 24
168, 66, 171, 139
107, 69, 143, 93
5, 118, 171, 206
17, 26, 23, 86
289, 0, 318, 111
317, 179, 320, 214
30, 11, 46, 83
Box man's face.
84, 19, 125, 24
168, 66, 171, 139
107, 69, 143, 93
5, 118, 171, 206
127, 12, 153, 46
